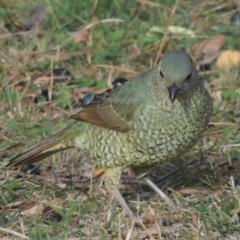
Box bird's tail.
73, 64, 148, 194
6, 124, 76, 167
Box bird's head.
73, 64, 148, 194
159, 50, 197, 103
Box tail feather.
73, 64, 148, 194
6, 136, 72, 167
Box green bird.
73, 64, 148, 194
6, 50, 213, 219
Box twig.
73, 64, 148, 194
154, 0, 179, 65
0, 227, 30, 239
154, 158, 203, 183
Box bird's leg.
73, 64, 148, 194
144, 177, 177, 209
133, 166, 177, 209
104, 167, 136, 220
111, 189, 136, 220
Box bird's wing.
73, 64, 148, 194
70, 88, 140, 132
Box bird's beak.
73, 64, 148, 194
167, 83, 179, 103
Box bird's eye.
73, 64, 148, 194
186, 72, 192, 80
159, 70, 164, 78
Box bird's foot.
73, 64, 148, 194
105, 167, 138, 220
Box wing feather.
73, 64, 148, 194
70, 88, 139, 132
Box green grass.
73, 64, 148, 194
0, 0, 240, 239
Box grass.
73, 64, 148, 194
0, 0, 240, 239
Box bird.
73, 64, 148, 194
6, 50, 213, 219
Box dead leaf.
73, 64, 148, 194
191, 213, 199, 229
72, 29, 90, 43
127, 41, 141, 57
211, 90, 223, 101
178, 188, 213, 195
216, 50, 240, 68
196, 51, 222, 66
191, 34, 225, 56
21, 202, 41, 216
237, 0, 240, 9
234, 117, 240, 123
